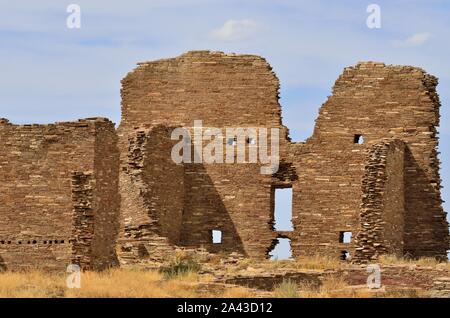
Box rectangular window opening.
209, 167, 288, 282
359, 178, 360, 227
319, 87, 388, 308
339, 231, 352, 244
273, 187, 293, 232
212, 230, 222, 244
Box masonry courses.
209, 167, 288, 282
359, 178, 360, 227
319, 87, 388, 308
0, 51, 448, 270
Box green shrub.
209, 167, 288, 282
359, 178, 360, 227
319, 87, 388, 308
159, 255, 201, 278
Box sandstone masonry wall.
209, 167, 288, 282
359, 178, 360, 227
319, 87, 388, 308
353, 139, 405, 263
2, 51, 446, 269
119, 126, 184, 262
296, 62, 448, 259
91, 122, 120, 269
0, 118, 119, 270
117, 52, 449, 262
118, 51, 290, 259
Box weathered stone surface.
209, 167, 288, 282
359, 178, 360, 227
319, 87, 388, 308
117, 51, 290, 260
430, 277, 450, 297
117, 51, 449, 263
0, 118, 120, 271
0, 51, 448, 270
353, 139, 406, 262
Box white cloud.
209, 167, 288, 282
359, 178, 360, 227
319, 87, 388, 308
211, 19, 260, 41
394, 32, 433, 47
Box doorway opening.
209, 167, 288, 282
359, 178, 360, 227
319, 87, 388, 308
268, 237, 292, 260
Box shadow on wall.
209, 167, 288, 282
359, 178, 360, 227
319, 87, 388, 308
404, 147, 449, 258
141, 125, 246, 255
142, 125, 186, 245
181, 152, 246, 256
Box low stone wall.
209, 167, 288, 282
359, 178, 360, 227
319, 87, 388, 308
431, 277, 450, 297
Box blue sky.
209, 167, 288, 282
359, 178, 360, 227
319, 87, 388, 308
1, 1, 449, 247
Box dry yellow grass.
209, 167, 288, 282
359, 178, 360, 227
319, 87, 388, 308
296, 275, 355, 298
0, 269, 243, 298
222, 286, 253, 298
0, 269, 428, 298
292, 255, 344, 270
273, 276, 358, 298
379, 255, 450, 268
253, 254, 450, 276
295, 275, 425, 298
235, 254, 344, 272
274, 279, 299, 298
0, 271, 66, 298
0, 253, 444, 298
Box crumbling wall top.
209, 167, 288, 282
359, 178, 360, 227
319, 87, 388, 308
119, 50, 283, 130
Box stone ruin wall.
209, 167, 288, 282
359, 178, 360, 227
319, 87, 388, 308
353, 139, 405, 263
119, 126, 185, 262
0, 51, 448, 269
88, 121, 120, 269
118, 51, 291, 260
0, 118, 120, 271
118, 52, 449, 262
294, 62, 448, 260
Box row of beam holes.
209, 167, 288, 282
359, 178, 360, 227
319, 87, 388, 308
230, 135, 363, 145
229, 135, 362, 146
0, 240, 71, 245
227, 137, 256, 146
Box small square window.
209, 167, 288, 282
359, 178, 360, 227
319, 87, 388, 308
339, 231, 352, 244
354, 134, 364, 144
212, 230, 222, 244
340, 250, 351, 261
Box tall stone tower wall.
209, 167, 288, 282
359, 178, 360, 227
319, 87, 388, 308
294, 62, 448, 259
118, 51, 290, 259
0, 118, 120, 270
